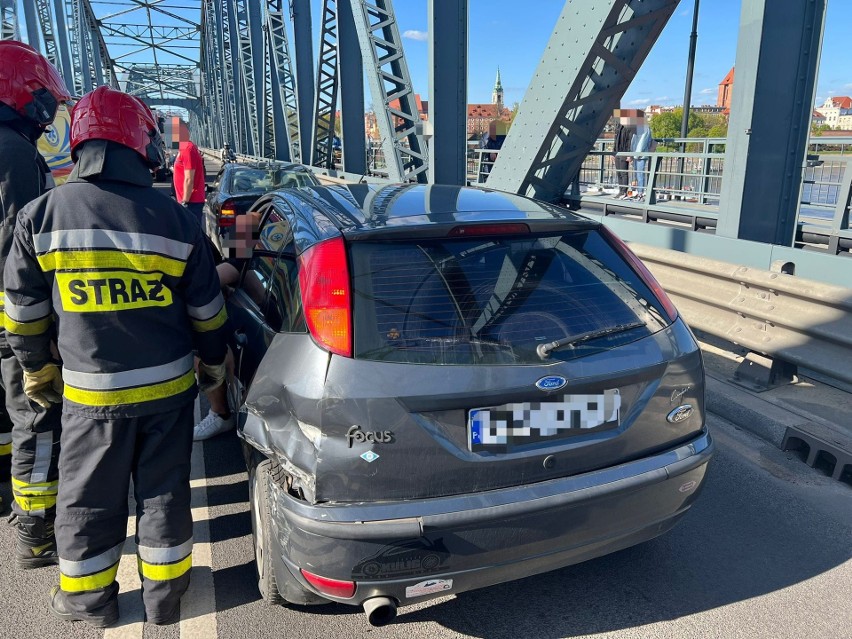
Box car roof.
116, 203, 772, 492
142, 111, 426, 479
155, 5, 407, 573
284, 183, 593, 233
224, 161, 308, 173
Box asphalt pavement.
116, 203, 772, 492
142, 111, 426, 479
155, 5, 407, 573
0, 409, 849, 639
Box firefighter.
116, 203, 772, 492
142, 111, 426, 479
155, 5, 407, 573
0, 40, 69, 560
4, 86, 228, 627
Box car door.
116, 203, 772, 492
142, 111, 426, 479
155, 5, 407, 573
227, 204, 297, 399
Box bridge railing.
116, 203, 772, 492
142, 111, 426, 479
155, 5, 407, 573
564, 137, 851, 256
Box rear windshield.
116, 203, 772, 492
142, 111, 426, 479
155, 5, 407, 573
350, 230, 671, 365
228, 167, 315, 193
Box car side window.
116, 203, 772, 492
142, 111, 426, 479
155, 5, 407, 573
241, 253, 276, 310
238, 204, 304, 331
265, 244, 306, 333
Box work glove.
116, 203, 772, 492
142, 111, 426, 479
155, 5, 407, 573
23, 363, 64, 409
197, 361, 226, 393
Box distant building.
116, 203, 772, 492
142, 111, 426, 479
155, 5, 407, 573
646, 104, 676, 118
365, 94, 429, 141
467, 68, 512, 138
812, 110, 826, 126
692, 105, 725, 116
717, 67, 734, 115
819, 96, 852, 129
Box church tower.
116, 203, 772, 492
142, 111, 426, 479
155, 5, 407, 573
492, 67, 504, 112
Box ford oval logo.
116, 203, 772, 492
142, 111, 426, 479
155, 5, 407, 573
536, 376, 567, 392
667, 404, 694, 424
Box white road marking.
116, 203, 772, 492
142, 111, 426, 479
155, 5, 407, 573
103, 495, 144, 639
179, 434, 218, 638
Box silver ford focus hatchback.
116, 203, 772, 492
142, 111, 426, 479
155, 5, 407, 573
224, 183, 714, 626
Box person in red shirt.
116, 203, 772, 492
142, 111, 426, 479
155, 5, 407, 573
172, 140, 206, 225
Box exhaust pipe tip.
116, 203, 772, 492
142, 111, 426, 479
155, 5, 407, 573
362, 596, 397, 626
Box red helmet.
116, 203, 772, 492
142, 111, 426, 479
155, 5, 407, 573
70, 86, 165, 168
0, 40, 71, 126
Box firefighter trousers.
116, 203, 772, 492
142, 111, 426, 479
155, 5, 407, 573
0, 384, 10, 480
0, 343, 62, 527
56, 403, 194, 622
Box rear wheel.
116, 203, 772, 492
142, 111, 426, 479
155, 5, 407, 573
250, 459, 283, 604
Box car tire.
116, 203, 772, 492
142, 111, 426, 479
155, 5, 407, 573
250, 458, 284, 605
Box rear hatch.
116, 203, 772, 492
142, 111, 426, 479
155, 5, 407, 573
316, 222, 704, 502
218, 194, 264, 228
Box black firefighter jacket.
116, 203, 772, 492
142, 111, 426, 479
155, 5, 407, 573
0, 123, 53, 340
3, 141, 228, 419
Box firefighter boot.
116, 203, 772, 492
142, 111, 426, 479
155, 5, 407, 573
49, 586, 119, 628
14, 514, 58, 568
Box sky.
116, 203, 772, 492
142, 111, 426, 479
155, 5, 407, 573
390, 0, 852, 109
14, 0, 852, 111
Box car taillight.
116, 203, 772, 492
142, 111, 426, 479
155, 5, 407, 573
300, 569, 356, 599
219, 201, 236, 227
298, 236, 352, 357
600, 225, 679, 323
448, 223, 529, 237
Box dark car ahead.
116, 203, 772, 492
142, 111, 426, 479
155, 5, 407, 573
226, 183, 713, 627
206, 161, 319, 234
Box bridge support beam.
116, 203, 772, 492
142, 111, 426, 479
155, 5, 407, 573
50, 0, 74, 93
292, 0, 315, 164
338, 0, 366, 174
427, 0, 467, 186
717, 0, 826, 246
22, 1, 40, 50
486, 0, 678, 202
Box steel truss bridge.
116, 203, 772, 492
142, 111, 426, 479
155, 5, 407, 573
2, 0, 850, 382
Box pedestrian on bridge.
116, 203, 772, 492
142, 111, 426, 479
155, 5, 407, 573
173, 138, 207, 226
3, 85, 229, 627
0, 40, 69, 566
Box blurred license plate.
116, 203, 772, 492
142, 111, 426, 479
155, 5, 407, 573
468, 389, 621, 451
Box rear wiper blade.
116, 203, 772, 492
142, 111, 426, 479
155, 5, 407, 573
536, 321, 646, 359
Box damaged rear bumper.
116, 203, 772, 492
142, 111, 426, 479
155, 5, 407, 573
265, 429, 714, 607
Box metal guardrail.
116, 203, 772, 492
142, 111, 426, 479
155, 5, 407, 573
563, 138, 852, 256
631, 243, 852, 385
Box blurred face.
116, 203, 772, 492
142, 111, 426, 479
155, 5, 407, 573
222, 212, 260, 258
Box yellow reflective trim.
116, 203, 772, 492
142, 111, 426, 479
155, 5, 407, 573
0, 443, 11, 456
191, 306, 227, 333
64, 370, 195, 407
137, 554, 192, 581
13, 493, 57, 511
4, 315, 51, 336
60, 562, 119, 593
55, 271, 173, 313
12, 477, 59, 494
37, 250, 186, 277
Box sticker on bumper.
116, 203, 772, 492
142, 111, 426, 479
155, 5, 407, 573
406, 579, 453, 598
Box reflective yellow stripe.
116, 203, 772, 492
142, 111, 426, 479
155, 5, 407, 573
55, 271, 173, 313
191, 306, 227, 333
60, 562, 120, 593
64, 370, 195, 407
37, 250, 187, 277
13, 493, 57, 511
12, 477, 59, 495
4, 315, 51, 336
137, 554, 192, 581
0, 443, 10, 456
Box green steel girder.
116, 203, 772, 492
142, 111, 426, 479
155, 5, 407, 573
311, 0, 340, 168
349, 0, 428, 183
487, 0, 679, 202
0, 0, 19, 40
266, 0, 301, 162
